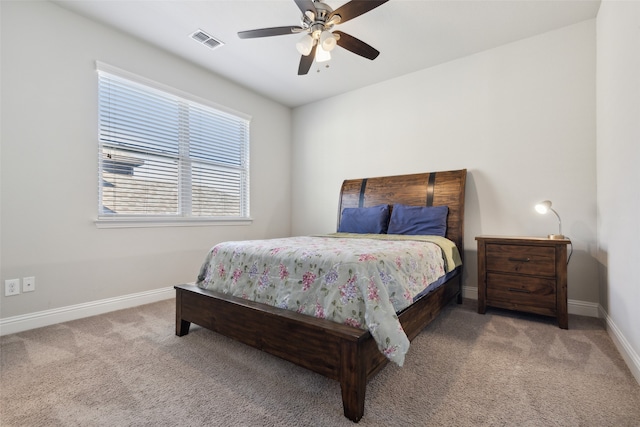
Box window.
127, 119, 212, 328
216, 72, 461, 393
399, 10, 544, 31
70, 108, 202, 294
96, 63, 250, 225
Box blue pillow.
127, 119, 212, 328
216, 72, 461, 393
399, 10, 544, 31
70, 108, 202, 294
338, 204, 390, 234
387, 204, 449, 236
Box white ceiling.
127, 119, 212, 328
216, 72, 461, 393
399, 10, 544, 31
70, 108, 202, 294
53, 0, 600, 107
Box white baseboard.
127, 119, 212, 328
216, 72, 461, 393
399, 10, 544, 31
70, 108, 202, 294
461, 285, 478, 300
599, 305, 640, 386
567, 298, 600, 317
0, 286, 176, 336
461, 286, 600, 317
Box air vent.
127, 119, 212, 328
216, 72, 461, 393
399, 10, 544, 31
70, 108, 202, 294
190, 29, 224, 50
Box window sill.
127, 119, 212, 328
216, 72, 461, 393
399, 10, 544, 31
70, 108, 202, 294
95, 217, 253, 229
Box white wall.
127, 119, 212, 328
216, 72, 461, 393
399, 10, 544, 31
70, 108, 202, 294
0, 1, 291, 319
292, 21, 598, 305
596, 0, 640, 382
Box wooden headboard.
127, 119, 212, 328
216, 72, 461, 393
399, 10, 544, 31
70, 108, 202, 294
338, 169, 467, 259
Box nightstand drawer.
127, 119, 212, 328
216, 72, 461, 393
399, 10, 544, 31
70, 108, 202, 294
486, 244, 555, 277
486, 273, 556, 312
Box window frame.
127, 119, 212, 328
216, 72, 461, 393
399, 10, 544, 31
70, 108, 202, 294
94, 62, 252, 228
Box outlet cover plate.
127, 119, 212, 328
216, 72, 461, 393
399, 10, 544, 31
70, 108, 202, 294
5, 279, 20, 296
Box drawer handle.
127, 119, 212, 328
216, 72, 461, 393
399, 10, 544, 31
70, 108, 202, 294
508, 288, 532, 293
508, 257, 530, 263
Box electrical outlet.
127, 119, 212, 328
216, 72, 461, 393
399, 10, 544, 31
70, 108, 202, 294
23, 276, 35, 292
5, 279, 20, 296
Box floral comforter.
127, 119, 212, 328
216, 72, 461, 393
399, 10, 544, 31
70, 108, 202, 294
196, 233, 461, 366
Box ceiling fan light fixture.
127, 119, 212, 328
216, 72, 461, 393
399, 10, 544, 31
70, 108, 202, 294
296, 34, 314, 56
320, 31, 337, 51
327, 15, 341, 26
315, 44, 331, 62
304, 10, 315, 22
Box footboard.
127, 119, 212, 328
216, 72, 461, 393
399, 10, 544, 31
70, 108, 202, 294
175, 284, 379, 421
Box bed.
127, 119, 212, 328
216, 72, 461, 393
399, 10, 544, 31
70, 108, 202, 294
174, 168, 467, 422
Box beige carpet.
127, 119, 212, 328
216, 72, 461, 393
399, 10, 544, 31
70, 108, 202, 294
1, 299, 639, 426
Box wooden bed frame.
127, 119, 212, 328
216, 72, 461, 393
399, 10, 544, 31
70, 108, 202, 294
175, 169, 467, 422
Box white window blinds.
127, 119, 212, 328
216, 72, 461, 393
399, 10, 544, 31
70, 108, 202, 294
97, 66, 250, 220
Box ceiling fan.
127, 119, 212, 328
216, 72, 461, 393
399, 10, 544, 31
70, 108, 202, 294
238, 0, 389, 75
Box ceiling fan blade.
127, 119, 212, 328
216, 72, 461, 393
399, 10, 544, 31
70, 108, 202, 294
329, 0, 389, 24
334, 31, 379, 60
238, 26, 304, 39
298, 44, 317, 75
294, 0, 317, 16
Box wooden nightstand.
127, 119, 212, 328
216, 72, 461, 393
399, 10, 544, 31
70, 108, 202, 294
476, 236, 570, 329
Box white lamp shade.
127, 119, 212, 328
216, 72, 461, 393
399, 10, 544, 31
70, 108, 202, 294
320, 31, 337, 51
535, 200, 552, 214
315, 44, 331, 62
296, 34, 314, 56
